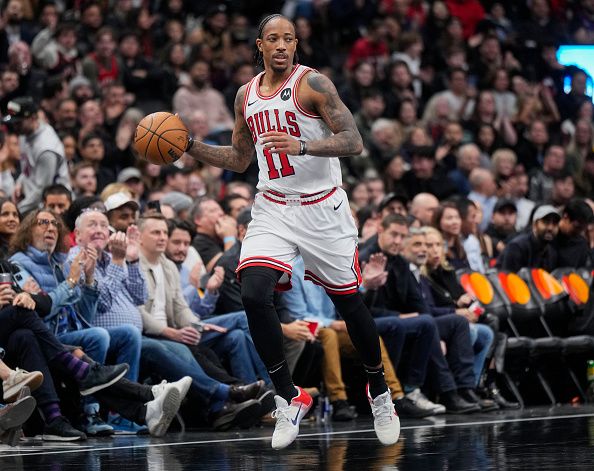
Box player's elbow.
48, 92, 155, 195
235, 157, 251, 173
351, 136, 364, 156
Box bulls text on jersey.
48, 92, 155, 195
245, 109, 302, 143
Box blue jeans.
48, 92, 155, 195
58, 325, 141, 381
201, 311, 271, 385
469, 323, 494, 386
141, 336, 221, 405
106, 326, 141, 382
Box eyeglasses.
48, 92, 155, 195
36, 218, 58, 228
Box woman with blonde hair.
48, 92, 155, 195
423, 226, 519, 409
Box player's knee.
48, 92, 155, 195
240, 266, 281, 310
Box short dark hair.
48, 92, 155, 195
81, 133, 103, 148
166, 218, 195, 238
553, 171, 573, 183
563, 199, 593, 224
381, 213, 408, 229
255, 14, 298, 67
221, 193, 248, 215
42, 184, 72, 202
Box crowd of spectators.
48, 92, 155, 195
1, 0, 594, 443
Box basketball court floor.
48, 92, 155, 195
1, 405, 594, 470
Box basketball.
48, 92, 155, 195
134, 112, 188, 165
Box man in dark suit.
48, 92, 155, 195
359, 214, 480, 413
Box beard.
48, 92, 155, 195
192, 78, 206, 89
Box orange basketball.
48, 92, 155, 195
134, 112, 188, 165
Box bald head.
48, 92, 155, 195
410, 193, 439, 225
469, 168, 497, 196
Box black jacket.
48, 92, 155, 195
498, 232, 558, 272
555, 232, 592, 269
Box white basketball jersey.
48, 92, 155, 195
243, 64, 343, 194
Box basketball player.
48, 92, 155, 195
183, 14, 399, 449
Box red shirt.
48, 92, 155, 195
446, 0, 485, 39
346, 37, 389, 71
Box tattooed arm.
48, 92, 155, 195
261, 71, 363, 157
185, 85, 255, 172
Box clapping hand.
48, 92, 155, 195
361, 253, 388, 290
205, 267, 224, 293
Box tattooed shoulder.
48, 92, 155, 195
306, 72, 337, 96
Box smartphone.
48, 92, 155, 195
147, 200, 161, 213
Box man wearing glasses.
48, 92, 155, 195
9, 209, 141, 436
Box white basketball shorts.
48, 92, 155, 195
237, 187, 362, 295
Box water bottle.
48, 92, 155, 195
587, 360, 594, 402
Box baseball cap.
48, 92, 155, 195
104, 192, 140, 212
532, 205, 561, 223
378, 192, 409, 212
161, 191, 193, 213
117, 167, 142, 183
3, 97, 38, 123
494, 198, 517, 213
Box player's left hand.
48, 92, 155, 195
261, 131, 300, 155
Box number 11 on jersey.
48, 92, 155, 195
263, 148, 296, 180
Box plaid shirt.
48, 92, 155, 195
66, 247, 147, 331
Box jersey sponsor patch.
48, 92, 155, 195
280, 88, 291, 100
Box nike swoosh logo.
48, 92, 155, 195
247, 100, 258, 106
290, 404, 302, 425
333, 201, 343, 211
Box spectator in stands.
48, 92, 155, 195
433, 202, 468, 270
42, 184, 72, 217
528, 145, 566, 203
550, 172, 576, 207
422, 68, 475, 123
410, 193, 439, 226
359, 214, 481, 413
354, 88, 385, 157
485, 198, 518, 259
136, 212, 263, 430
221, 194, 249, 219
71, 162, 98, 198
31, 21, 79, 80
468, 168, 498, 232
117, 168, 144, 202
9, 209, 140, 436
346, 18, 389, 72
160, 166, 188, 194
191, 197, 237, 273
491, 148, 517, 190
105, 192, 139, 233
172, 59, 233, 134
566, 118, 594, 177
458, 198, 493, 272
0, 197, 18, 258
78, 133, 113, 193
339, 60, 377, 113
515, 119, 550, 173
81, 27, 122, 90
555, 199, 594, 268
403, 226, 497, 411
283, 255, 439, 420
401, 146, 457, 200
508, 173, 535, 231
3, 97, 69, 214
447, 144, 481, 196
499, 205, 560, 272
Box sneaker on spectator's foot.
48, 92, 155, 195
271, 387, 313, 450
393, 396, 433, 418
0, 395, 36, 433
82, 403, 113, 436
146, 385, 181, 437
332, 400, 358, 421
107, 413, 148, 435
43, 416, 87, 442
366, 385, 400, 446
77, 363, 128, 396
405, 388, 446, 415
210, 399, 262, 431
3, 368, 44, 403
152, 377, 192, 403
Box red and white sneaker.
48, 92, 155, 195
366, 385, 400, 446
271, 386, 313, 450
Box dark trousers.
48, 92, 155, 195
185, 344, 240, 385
433, 314, 476, 390
0, 307, 67, 407
94, 378, 152, 424
0, 307, 64, 363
